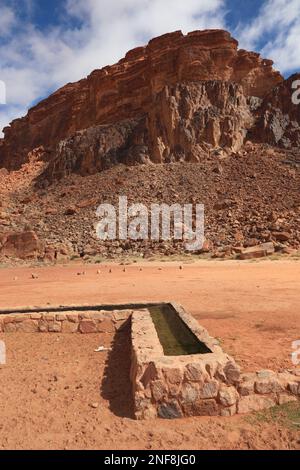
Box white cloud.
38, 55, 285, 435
235, 0, 300, 73
0, 5, 16, 36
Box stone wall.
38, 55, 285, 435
1, 303, 299, 418
130, 304, 300, 419
0, 309, 132, 334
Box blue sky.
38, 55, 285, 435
0, 0, 300, 135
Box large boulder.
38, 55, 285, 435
0, 230, 43, 259
238, 242, 275, 260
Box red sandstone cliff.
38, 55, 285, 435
0, 29, 285, 171
250, 73, 300, 147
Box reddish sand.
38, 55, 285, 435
0, 260, 299, 449
1, 259, 299, 371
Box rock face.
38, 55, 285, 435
147, 81, 253, 162
43, 81, 254, 179
0, 29, 283, 171
251, 73, 300, 147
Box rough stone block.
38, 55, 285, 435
237, 395, 276, 414
56, 313, 67, 321
79, 320, 98, 334
163, 367, 183, 386
38, 320, 48, 332
288, 381, 300, 396
277, 393, 298, 405
48, 321, 62, 333
238, 380, 255, 396
224, 361, 241, 384
43, 313, 56, 322
4, 322, 17, 333
136, 405, 158, 420
66, 314, 80, 323
180, 383, 199, 404
11, 315, 25, 323
256, 370, 276, 380
89, 312, 105, 321
30, 314, 42, 320
151, 380, 169, 402
61, 321, 78, 334
220, 404, 237, 417
79, 312, 91, 320
184, 362, 206, 382
255, 378, 284, 394
17, 320, 39, 333
158, 401, 183, 419
199, 380, 219, 399
218, 385, 239, 407
97, 319, 115, 333
183, 399, 219, 417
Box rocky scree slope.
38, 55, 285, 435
0, 142, 299, 262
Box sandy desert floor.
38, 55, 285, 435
0, 259, 299, 449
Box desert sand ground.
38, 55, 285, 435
0, 259, 299, 449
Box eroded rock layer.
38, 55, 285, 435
43, 81, 254, 179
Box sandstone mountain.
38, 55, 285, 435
0, 30, 299, 262
0, 29, 291, 172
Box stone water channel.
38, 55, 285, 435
0, 302, 299, 419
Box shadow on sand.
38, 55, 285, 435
101, 319, 135, 419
